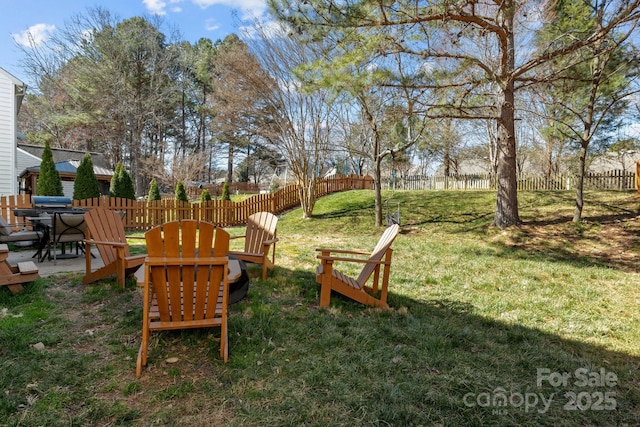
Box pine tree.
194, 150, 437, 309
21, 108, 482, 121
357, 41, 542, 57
148, 178, 161, 201
221, 180, 231, 201
73, 153, 101, 200
200, 188, 212, 202
36, 141, 63, 196
110, 163, 136, 199
109, 163, 123, 197
119, 168, 136, 200
175, 180, 188, 202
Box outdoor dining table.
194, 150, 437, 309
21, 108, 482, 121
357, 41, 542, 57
27, 216, 52, 262
28, 211, 87, 262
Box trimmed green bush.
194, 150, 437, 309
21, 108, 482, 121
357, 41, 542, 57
110, 163, 136, 199
73, 153, 101, 200
200, 189, 212, 202
175, 180, 188, 202
148, 179, 161, 201
36, 141, 63, 196
221, 181, 230, 201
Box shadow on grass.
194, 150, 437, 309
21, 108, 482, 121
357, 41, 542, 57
487, 212, 640, 274
243, 269, 639, 426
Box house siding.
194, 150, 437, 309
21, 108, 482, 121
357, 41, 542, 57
0, 74, 16, 196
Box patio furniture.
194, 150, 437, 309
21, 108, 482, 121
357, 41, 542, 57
83, 207, 145, 287
0, 243, 39, 294
137, 220, 231, 377
228, 211, 278, 280
0, 215, 41, 246
50, 212, 87, 264
315, 224, 400, 308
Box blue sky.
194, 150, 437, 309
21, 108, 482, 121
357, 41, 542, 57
1, 0, 268, 84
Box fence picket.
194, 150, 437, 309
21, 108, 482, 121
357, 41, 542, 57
382, 171, 636, 192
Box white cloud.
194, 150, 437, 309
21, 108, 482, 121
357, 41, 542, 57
144, 0, 168, 15
205, 19, 220, 31
11, 23, 56, 48
193, 0, 267, 20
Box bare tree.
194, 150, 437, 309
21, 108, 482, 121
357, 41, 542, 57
239, 21, 335, 218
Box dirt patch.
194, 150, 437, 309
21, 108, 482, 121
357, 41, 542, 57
56, 279, 241, 424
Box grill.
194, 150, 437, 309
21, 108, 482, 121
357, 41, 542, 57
32, 196, 75, 212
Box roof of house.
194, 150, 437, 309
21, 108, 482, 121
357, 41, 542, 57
19, 160, 113, 179
17, 143, 109, 169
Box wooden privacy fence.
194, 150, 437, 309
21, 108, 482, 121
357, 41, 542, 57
383, 170, 637, 192
0, 175, 374, 231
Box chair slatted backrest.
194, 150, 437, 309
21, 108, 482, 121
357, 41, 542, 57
145, 220, 229, 324
355, 224, 400, 285
84, 208, 129, 266
244, 212, 278, 254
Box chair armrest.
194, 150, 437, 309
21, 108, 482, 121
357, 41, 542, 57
315, 248, 370, 256
317, 255, 388, 265
83, 239, 128, 248
229, 235, 246, 240
263, 238, 278, 245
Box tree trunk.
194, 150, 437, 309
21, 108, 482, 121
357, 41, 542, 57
374, 155, 383, 227
299, 177, 316, 218
492, 3, 520, 228
227, 144, 234, 184
493, 83, 520, 227
573, 143, 588, 223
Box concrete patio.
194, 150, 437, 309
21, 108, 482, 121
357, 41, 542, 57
6, 246, 104, 278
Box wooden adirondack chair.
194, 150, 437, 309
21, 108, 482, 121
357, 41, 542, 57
82, 207, 146, 287
228, 212, 278, 280
315, 224, 400, 308
137, 220, 230, 377
0, 244, 39, 294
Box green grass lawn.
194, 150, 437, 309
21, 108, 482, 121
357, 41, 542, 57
1, 189, 639, 426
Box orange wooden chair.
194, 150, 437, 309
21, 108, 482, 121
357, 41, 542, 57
136, 220, 230, 377
0, 244, 39, 294
228, 212, 278, 280
315, 224, 400, 308
82, 208, 146, 287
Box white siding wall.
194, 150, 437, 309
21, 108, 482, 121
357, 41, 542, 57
0, 73, 16, 196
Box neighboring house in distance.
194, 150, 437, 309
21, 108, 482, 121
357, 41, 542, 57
588, 151, 640, 174
17, 143, 114, 197
0, 67, 27, 196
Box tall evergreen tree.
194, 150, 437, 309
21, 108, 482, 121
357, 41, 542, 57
73, 153, 101, 200
36, 141, 63, 196
110, 163, 136, 199
175, 180, 188, 202
148, 178, 161, 201
200, 189, 212, 202
119, 167, 136, 200
221, 180, 231, 201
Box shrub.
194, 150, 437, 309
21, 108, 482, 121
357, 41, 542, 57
73, 153, 101, 200
148, 179, 161, 201
200, 189, 212, 202
110, 163, 136, 199
36, 141, 64, 196
221, 181, 231, 201
175, 180, 188, 202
